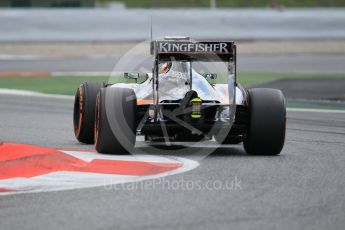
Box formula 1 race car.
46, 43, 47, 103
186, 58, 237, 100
73, 36, 286, 155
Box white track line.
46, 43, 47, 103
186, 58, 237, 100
287, 108, 345, 113
0, 88, 73, 99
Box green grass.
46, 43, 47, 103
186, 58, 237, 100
1, 72, 345, 95
217, 72, 345, 85
99, 0, 345, 8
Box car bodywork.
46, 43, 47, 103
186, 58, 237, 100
73, 36, 286, 155
109, 37, 248, 142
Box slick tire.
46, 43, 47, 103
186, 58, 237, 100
94, 87, 137, 154
73, 82, 104, 144
243, 88, 286, 155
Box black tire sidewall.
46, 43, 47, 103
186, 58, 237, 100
244, 88, 286, 155
95, 87, 137, 154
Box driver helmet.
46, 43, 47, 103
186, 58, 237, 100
160, 62, 172, 74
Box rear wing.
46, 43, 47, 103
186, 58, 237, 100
150, 40, 235, 62
150, 38, 237, 112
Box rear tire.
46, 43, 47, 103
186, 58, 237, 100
73, 82, 103, 144
243, 88, 286, 155
94, 87, 137, 154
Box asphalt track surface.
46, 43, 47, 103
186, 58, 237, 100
2, 54, 345, 73
0, 94, 345, 230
